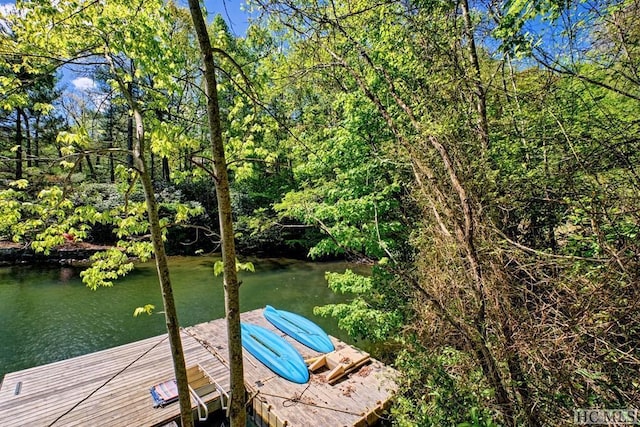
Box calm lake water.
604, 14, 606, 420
0, 257, 362, 378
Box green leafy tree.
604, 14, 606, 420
0, 6, 60, 180
252, 0, 640, 424
6, 0, 207, 424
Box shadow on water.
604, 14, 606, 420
0, 256, 369, 378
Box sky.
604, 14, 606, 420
204, 0, 251, 37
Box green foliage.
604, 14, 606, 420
493, 0, 578, 56
0, 176, 205, 288
251, 0, 640, 424
314, 268, 405, 341
2, 0, 639, 423
392, 346, 499, 426
0, 181, 94, 254
213, 258, 255, 276
78, 186, 204, 287
133, 304, 156, 317
0, 8, 58, 120
271, 89, 408, 259
80, 249, 135, 290
325, 269, 373, 294
314, 298, 399, 341
149, 120, 200, 159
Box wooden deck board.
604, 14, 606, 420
0, 330, 229, 427
0, 309, 397, 426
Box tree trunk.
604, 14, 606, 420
106, 57, 194, 425
85, 154, 96, 179
108, 104, 115, 183
109, 148, 115, 183
187, 3, 246, 426
22, 110, 32, 168
162, 156, 171, 182
34, 114, 40, 167
130, 106, 195, 427
15, 108, 23, 180
127, 84, 134, 170
151, 152, 156, 182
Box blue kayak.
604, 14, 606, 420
263, 305, 335, 353
241, 322, 309, 384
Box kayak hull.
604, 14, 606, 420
263, 305, 335, 353
241, 322, 309, 384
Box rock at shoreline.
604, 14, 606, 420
0, 241, 113, 266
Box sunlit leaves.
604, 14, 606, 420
0, 175, 204, 288
57, 128, 91, 149
0, 181, 94, 253
313, 269, 402, 341
149, 121, 198, 159
133, 304, 156, 317
325, 269, 372, 293
122, 240, 155, 261
173, 203, 204, 224
80, 249, 135, 290
213, 258, 255, 276
267, 86, 405, 256
314, 298, 402, 341
275, 157, 404, 259
115, 207, 149, 238
0, 192, 25, 241
9, 179, 29, 189
13, 0, 185, 109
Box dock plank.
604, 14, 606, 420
0, 330, 229, 427
0, 309, 397, 426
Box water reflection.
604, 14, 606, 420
59, 267, 75, 283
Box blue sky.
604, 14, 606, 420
204, 0, 250, 36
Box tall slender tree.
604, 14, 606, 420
8, 1, 198, 424
187, 3, 246, 426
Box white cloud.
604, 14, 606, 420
66, 76, 109, 113
0, 4, 17, 16
72, 77, 97, 91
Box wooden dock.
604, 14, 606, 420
0, 330, 230, 427
0, 309, 397, 426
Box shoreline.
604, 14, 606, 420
0, 240, 358, 267
0, 241, 114, 266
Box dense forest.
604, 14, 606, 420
1, 0, 639, 425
